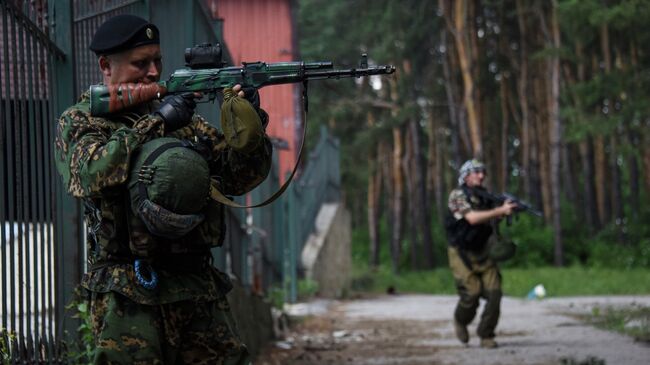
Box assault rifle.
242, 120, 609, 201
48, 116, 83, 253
89, 43, 396, 116
471, 188, 543, 225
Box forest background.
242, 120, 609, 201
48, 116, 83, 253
297, 0, 650, 294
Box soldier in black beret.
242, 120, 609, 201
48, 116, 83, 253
54, 14, 269, 365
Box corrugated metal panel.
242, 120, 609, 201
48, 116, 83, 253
213, 0, 299, 182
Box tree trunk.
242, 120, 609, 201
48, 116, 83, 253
533, 69, 551, 221
644, 135, 650, 200
590, 50, 610, 226
628, 42, 641, 219
499, 73, 510, 192
516, 0, 532, 199
440, 28, 464, 165
452, 0, 483, 157
611, 133, 625, 244
391, 125, 404, 273
579, 139, 600, 231
627, 131, 640, 220
549, 0, 564, 266
593, 136, 610, 225
601, 23, 624, 241
367, 112, 381, 268
380, 140, 393, 263
431, 111, 448, 219
528, 78, 544, 213
410, 119, 434, 268
568, 41, 600, 230
403, 122, 419, 270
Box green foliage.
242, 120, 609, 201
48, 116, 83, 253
499, 214, 555, 268
587, 235, 650, 269
503, 267, 650, 297
349, 265, 456, 295
350, 264, 650, 297
1, 328, 13, 365
267, 286, 286, 310
584, 305, 650, 343
64, 289, 95, 365
297, 278, 320, 300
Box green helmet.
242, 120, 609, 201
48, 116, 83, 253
128, 137, 211, 239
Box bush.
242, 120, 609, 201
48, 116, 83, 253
500, 214, 555, 268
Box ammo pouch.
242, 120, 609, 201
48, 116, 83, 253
220, 88, 264, 154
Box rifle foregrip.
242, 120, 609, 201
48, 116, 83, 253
90, 83, 167, 116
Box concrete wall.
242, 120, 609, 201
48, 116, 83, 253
301, 203, 352, 298
227, 201, 352, 357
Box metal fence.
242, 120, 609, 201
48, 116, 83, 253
1, 0, 341, 362
284, 125, 341, 301
0, 0, 67, 362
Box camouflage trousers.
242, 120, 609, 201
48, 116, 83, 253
447, 245, 502, 339
89, 291, 251, 365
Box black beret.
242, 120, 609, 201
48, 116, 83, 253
89, 14, 160, 55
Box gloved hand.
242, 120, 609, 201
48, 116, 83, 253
241, 87, 261, 110
240, 86, 268, 128
153, 92, 197, 132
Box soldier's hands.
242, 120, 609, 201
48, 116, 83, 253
242, 87, 261, 110
232, 84, 261, 110
154, 92, 197, 132
229, 84, 267, 128
499, 200, 518, 217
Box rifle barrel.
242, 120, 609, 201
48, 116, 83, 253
305, 66, 396, 80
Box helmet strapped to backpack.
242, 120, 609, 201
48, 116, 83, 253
128, 137, 211, 239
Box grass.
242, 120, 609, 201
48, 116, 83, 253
582, 305, 650, 343
349, 265, 650, 298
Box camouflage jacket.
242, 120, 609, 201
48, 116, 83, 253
54, 91, 272, 304
448, 185, 494, 220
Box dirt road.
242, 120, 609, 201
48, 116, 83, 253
255, 294, 650, 365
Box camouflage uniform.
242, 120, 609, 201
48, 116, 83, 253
447, 187, 502, 340
54, 91, 272, 364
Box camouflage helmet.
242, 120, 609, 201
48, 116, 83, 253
458, 159, 486, 186
128, 137, 211, 239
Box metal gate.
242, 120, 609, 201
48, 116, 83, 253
0, 0, 68, 362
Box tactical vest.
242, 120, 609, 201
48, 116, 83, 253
444, 185, 494, 252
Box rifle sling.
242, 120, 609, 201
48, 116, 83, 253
209, 97, 308, 209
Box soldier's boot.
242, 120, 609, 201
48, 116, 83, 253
480, 337, 498, 349
453, 320, 469, 344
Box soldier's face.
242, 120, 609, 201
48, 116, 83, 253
99, 44, 162, 85
465, 169, 486, 187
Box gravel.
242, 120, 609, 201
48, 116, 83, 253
257, 294, 650, 365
